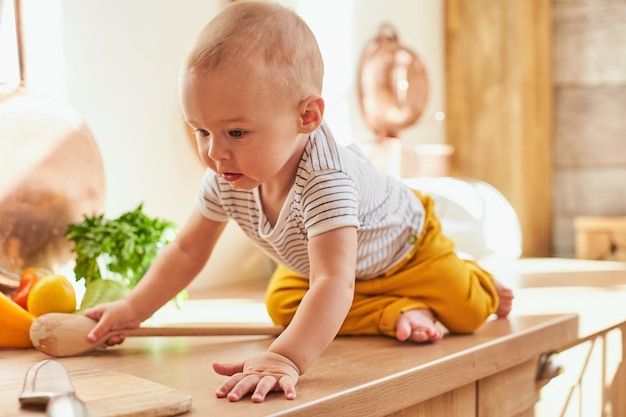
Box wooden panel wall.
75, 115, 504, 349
552, 0, 626, 257
444, 0, 553, 257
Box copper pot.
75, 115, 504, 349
0, 0, 105, 289
358, 23, 428, 139
0, 86, 105, 282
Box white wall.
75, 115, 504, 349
294, 0, 446, 148
19, 0, 444, 289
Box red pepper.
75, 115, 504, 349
11, 267, 48, 310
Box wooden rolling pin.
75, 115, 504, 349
30, 312, 283, 357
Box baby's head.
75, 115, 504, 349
183, 1, 324, 105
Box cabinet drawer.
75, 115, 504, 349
387, 383, 475, 417
477, 359, 539, 417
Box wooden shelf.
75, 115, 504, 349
575, 216, 626, 261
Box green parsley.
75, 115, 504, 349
65, 203, 181, 310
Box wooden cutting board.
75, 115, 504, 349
0, 368, 192, 417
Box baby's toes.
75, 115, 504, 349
409, 329, 431, 342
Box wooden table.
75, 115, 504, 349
2, 259, 626, 417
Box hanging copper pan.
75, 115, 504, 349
358, 23, 428, 139
0, 0, 105, 293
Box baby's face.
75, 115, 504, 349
180, 66, 307, 191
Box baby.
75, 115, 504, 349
85, 0, 514, 403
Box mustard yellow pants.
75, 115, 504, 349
265, 191, 500, 338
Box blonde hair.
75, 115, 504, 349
184, 1, 324, 102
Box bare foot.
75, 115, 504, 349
495, 280, 514, 318
395, 308, 444, 343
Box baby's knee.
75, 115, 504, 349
265, 288, 299, 327
265, 304, 293, 327
437, 303, 494, 334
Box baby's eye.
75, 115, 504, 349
229, 130, 245, 138
195, 129, 210, 138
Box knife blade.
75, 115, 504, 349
19, 359, 89, 416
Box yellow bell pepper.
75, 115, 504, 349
0, 292, 35, 348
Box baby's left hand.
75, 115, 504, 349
213, 351, 300, 402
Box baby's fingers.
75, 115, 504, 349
86, 318, 113, 343
251, 375, 280, 403
106, 334, 126, 346
97, 334, 126, 349
212, 360, 244, 376
225, 375, 262, 402
215, 373, 246, 399
277, 375, 297, 400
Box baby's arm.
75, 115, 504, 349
214, 226, 357, 401
269, 226, 357, 371
85, 209, 227, 341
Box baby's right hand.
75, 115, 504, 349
213, 351, 300, 402
83, 299, 141, 346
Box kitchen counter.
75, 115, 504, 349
2, 258, 626, 417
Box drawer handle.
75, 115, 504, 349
537, 352, 564, 386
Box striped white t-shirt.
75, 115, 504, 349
196, 121, 425, 280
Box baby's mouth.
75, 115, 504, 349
221, 172, 243, 182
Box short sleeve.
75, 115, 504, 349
300, 170, 360, 238
195, 169, 229, 222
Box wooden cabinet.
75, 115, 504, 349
478, 359, 539, 417
535, 324, 626, 417
3, 261, 626, 417
387, 384, 475, 417
385, 360, 542, 417
387, 324, 626, 417
575, 216, 626, 261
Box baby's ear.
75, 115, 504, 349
298, 95, 325, 133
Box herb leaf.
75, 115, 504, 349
64, 203, 177, 288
